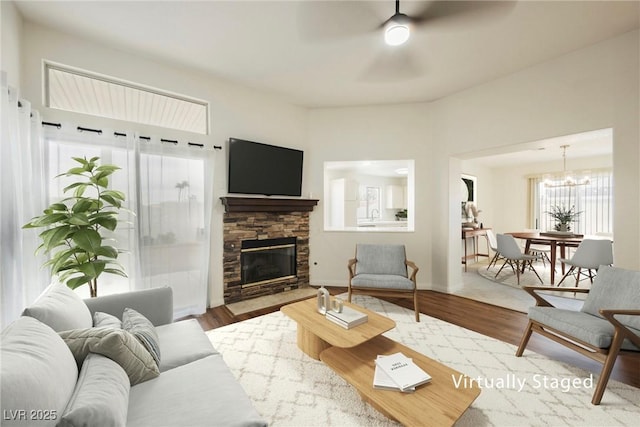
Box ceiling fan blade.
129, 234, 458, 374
297, 1, 380, 42
359, 47, 424, 83
412, 0, 516, 26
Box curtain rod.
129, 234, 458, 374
40, 121, 212, 149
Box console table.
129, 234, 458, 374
461, 228, 491, 271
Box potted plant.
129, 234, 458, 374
546, 205, 582, 232
395, 209, 407, 221
23, 156, 129, 297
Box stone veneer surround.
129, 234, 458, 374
221, 198, 318, 304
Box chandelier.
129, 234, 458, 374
543, 145, 591, 188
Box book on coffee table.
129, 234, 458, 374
325, 305, 368, 329
374, 352, 431, 392
373, 355, 415, 392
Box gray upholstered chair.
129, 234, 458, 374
348, 244, 420, 322
516, 265, 640, 405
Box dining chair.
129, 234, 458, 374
523, 229, 555, 270
485, 229, 502, 270
557, 239, 614, 287
496, 234, 543, 286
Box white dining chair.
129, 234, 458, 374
524, 229, 555, 270
485, 229, 502, 270
557, 239, 614, 287
496, 234, 543, 286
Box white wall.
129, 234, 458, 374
1, 0, 22, 87
18, 22, 308, 307
307, 104, 435, 288
308, 30, 639, 293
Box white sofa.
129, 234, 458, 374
1, 284, 267, 427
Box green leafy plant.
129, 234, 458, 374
23, 156, 129, 297
546, 205, 582, 231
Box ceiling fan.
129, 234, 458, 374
298, 1, 515, 81
299, 1, 515, 45
380, 0, 516, 46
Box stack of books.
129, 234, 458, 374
325, 305, 368, 329
373, 352, 431, 392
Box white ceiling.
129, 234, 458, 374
15, 0, 639, 109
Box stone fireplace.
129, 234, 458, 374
221, 197, 318, 304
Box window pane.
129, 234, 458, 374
535, 171, 613, 235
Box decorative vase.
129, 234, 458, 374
317, 286, 330, 314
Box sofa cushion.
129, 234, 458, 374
58, 353, 130, 427
155, 319, 218, 372
581, 265, 640, 330
123, 307, 161, 368
22, 282, 92, 332
93, 311, 122, 328
59, 328, 160, 385
355, 244, 408, 277
529, 307, 640, 351
1, 317, 78, 427
351, 273, 415, 290
127, 354, 266, 427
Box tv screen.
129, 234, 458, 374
228, 138, 304, 197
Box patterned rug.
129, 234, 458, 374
207, 295, 639, 426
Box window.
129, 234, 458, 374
531, 170, 613, 235
45, 63, 208, 134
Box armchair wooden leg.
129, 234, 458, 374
413, 290, 419, 322
347, 287, 353, 302
591, 332, 624, 405
515, 320, 534, 357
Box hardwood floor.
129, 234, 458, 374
194, 289, 639, 389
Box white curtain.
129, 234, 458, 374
44, 127, 213, 318
1, 72, 49, 329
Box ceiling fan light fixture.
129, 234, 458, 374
384, 17, 410, 46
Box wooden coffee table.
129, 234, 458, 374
281, 298, 395, 360
321, 335, 481, 427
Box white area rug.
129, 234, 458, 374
478, 262, 588, 301
207, 296, 639, 426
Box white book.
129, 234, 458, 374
373, 355, 415, 392
325, 305, 368, 329
374, 352, 431, 391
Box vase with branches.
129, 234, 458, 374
23, 156, 129, 297
546, 205, 582, 232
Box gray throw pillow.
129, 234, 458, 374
1, 317, 78, 427
59, 328, 160, 385
122, 307, 161, 368
22, 283, 92, 332
93, 311, 122, 329
58, 353, 130, 427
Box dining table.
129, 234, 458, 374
506, 231, 584, 285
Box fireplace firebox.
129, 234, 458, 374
240, 237, 297, 287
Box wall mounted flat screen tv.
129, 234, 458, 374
228, 138, 304, 197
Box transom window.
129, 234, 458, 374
45, 63, 209, 134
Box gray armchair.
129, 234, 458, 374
347, 244, 420, 322
516, 265, 640, 405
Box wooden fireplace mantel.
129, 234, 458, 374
220, 197, 319, 213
